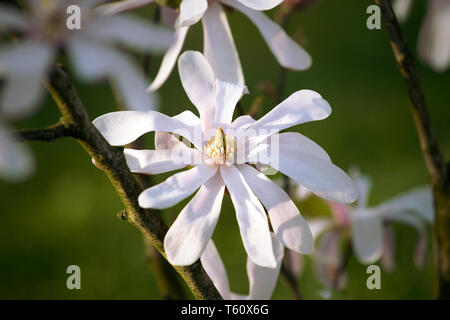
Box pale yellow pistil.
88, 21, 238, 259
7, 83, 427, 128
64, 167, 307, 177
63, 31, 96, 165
205, 126, 237, 165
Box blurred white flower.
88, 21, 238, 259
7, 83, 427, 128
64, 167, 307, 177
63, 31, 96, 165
393, 0, 450, 72
291, 171, 434, 289
98, 0, 312, 90
0, 122, 34, 182
200, 234, 283, 299
93, 50, 358, 268
0, 0, 173, 118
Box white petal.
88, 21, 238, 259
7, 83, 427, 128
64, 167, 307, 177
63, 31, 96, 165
351, 209, 384, 264
315, 230, 345, 290
254, 145, 359, 203
148, 25, 189, 91
247, 90, 331, 141
138, 164, 218, 209
202, 2, 244, 85
220, 165, 276, 268
274, 132, 331, 162
231, 115, 256, 129
200, 241, 232, 299
124, 146, 201, 174
165, 173, 225, 266
0, 75, 45, 119
154, 110, 201, 150
353, 171, 372, 208
238, 164, 313, 254
377, 186, 434, 223
178, 51, 216, 130
393, 0, 413, 22
0, 4, 28, 30
418, 1, 450, 72
93, 110, 202, 149
307, 218, 334, 240
178, 0, 208, 27
96, 0, 155, 15
214, 80, 247, 126
220, 0, 311, 70
247, 233, 284, 300
0, 122, 34, 182
234, 0, 282, 11
68, 38, 155, 111
86, 15, 172, 52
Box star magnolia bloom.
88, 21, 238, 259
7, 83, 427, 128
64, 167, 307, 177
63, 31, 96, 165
0, 0, 172, 118
98, 0, 312, 90
295, 172, 433, 289
201, 234, 284, 300
394, 0, 450, 72
93, 51, 358, 268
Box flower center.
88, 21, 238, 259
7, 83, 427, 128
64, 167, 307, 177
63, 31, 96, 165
205, 126, 236, 165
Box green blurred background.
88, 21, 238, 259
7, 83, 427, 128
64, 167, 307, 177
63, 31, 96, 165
1, 0, 449, 299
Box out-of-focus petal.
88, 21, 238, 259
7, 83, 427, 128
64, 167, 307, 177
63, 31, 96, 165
68, 37, 156, 111
220, 0, 312, 70
96, 0, 155, 15
178, 51, 216, 130
380, 224, 396, 272
138, 164, 218, 209
307, 218, 334, 240
0, 4, 28, 30
178, 0, 208, 27
351, 208, 384, 264
220, 165, 276, 268
200, 241, 232, 299
393, 0, 413, 23
164, 173, 225, 266
247, 234, 284, 300
149, 25, 189, 91
417, 0, 450, 72
0, 122, 34, 182
238, 164, 313, 254
202, 2, 244, 85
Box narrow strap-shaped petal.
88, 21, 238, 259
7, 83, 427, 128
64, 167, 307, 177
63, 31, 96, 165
353, 172, 372, 208
253, 145, 358, 204
85, 15, 172, 52
149, 25, 189, 91
214, 80, 247, 126
178, 51, 217, 130
351, 208, 384, 264
202, 2, 244, 85
392, 0, 413, 22
178, 0, 208, 27
380, 224, 396, 272
200, 241, 232, 299
247, 233, 284, 300
165, 173, 225, 266
238, 164, 313, 254
234, 0, 282, 11
68, 37, 156, 111
0, 122, 34, 182
220, 0, 311, 70
93, 110, 202, 149
124, 146, 202, 175
96, 0, 155, 15
138, 164, 218, 209
220, 165, 276, 268
246, 90, 331, 142
307, 218, 334, 240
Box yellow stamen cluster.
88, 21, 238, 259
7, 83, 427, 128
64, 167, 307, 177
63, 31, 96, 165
205, 126, 237, 165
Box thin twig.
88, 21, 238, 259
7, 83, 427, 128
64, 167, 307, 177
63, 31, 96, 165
44, 64, 222, 300
16, 121, 77, 142
375, 0, 450, 299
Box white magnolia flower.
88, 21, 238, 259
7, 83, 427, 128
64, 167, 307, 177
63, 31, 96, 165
0, 122, 34, 182
200, 234, 284, 300
0, 0, 172, 118
98, 0, 312, 90
293, 172, 434, 289
93, 51, 358, 268
394, 0, 450, 72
